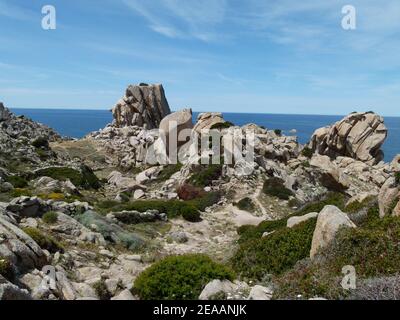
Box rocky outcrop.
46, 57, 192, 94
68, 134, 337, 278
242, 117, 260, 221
310, 112, 387, 165
0, 102, 11, 121
193, 112, 225, 133
111, 84, 171, 129
310, 205, 356, 259
0, 216, 48, 273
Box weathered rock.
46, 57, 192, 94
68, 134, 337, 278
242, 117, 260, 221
159, 109, 193, 152
310, 155, 350, 191
168, 231, 189, 243
6, 196, 47, 218
112, 84, 171, 129
0, 216, 47, 272
199, 280, 249, 300
0, 102, 11, 122
310, 205, 356, 259
247, 285, 273, 300
378, 177, 400, 217
111, 289, 137, 300
0, 276, 32, 300
287, 212, 318, 228
193, 112, 225, 133
310, 112, 387, 165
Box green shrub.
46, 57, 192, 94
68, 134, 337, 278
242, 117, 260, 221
181, 205, 201, 222
274, 212, 400, 300
344, 196, 376, 214
5, 175, 28, 188
9, 188, 32, 197
0, 256, 13, 280
296, 192, 346, 216
34, 165, 101, 189
262, 177, 293, 200
231, 218, 317, 280
42, 211, 58, 224
274, 129, 282, 136
31, 137, 49, 149
237, 218, 288, 244
93, 279, 112, 300
189, 165, 223, 187
157, 164, 183, 182
187, 191, 221, 212
210, 122, 234, 130
395, 172, 400, 185
134, 254, 235, 300
301, 147, 313, 159
76, 211, 144, 250
22, 227, 64, 253
235, 197, 255, 212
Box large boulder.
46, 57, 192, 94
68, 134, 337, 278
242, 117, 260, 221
310, 155, 350, 191
310, 205, 356, 259
111, 84, 171, 129
159, 109, 193, 153
309, 112, 387, 165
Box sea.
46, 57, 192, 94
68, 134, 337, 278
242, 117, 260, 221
11, 108, 400, 162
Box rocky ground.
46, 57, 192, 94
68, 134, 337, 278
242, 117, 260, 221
1, 84, 400, 300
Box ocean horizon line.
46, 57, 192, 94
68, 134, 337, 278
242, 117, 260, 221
8, 107, 400, 119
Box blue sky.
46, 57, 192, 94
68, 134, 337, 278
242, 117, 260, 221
1, 0, 400, 116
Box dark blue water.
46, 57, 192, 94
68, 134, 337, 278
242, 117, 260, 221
11, 108, 399, 162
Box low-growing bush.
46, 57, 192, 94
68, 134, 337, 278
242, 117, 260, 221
274, 129, 282, 136
181, 205, 202, 223
31, 137, 49, 149
42, 211, 58, 224
395, 172, 400, 185
134, 254, 235, 300
296, 192, 346, 216
344, 196, 376, 214
231, 218, 317, 280
93, 279, 112, 300
237, 218, 288, 244
301, 147, 313, 159
177, 184, 205, 201
189, 165, 223, 187
23, 227, 64, 253
34, 165, 101, 190
157, 164, 183, 182
5, 175, 28, 188
235, 197, 255, 212
187, 191, 221, 212
263, 177, 293, 200
274, 211, 400, 300
0, 256, 14, 280
9, 188, 32, 197
210, 121, 234, 130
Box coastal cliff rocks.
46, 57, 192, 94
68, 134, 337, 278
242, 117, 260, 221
310, 112, 387, 165
111, 84, 171, 129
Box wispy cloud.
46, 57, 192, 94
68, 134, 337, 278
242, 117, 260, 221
0, 0, 36, 21
121, 0, 227, 41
